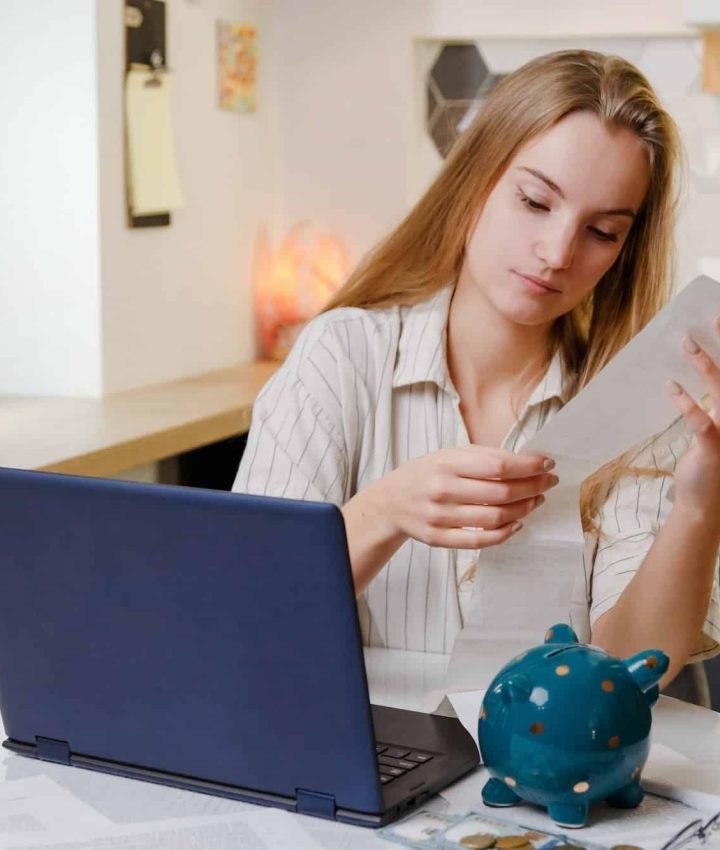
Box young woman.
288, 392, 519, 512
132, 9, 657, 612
234, 50, 720, 705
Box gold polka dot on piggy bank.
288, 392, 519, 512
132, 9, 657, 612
573, 781, 590, 793
555, 664, 570, 676
601, 680, 615, 692
608, 735, 621, 748
504, 776, 517, 787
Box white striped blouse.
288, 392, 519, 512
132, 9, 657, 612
232, 284, 720, 661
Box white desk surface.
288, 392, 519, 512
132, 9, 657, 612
1, 649, 719, 849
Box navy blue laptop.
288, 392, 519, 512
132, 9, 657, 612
0, 467, 477, 827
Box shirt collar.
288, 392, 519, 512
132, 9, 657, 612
392, 284, 455, 392
392, 283, 572, 405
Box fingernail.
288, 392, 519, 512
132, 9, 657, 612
511, 521, 523, 532
683, 335, 700, 354
549, 475, 560, 487
668, 379, 683, 395
536, 494, 546, 506
543, 458, 555, 471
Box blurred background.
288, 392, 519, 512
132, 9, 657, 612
2, 0, 720, 704
3, 0, 720, 399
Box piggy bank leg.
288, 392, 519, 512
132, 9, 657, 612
547, 802, 589, 828
481, 777, 520, 807
605, 781, 644, 809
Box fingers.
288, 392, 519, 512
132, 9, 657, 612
668, 378, 719, 444
430, 521, 524, 550
448, 445, 555, 480
428, 494, 542, 531
680, 326, 720, 423
441, 472, 560, 506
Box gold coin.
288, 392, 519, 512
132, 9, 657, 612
496, 837, 532, 849
459, 834, 497, 850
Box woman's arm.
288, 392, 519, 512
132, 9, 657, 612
341, 483, 409, 594
591, 501, 720, 687
593, 327, 720, 686
343, 447, 557, 595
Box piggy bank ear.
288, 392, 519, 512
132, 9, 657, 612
544, 624, 579, 645
624, 650, 669, 694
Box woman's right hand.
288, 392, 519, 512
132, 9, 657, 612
372, 445, 558, 550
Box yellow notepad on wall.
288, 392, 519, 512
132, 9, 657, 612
125, 68, 185, 217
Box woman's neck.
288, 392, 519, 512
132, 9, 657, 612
446, 277, 553, 407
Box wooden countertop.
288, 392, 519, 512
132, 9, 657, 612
0, 362, 279, 477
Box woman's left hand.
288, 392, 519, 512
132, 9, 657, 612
668, 316, 720, 517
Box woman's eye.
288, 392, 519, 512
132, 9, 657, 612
519, 193, 547, 212
519, 192, 620, 244
590, 227, 619, 243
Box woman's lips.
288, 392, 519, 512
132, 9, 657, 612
514, 271, 561, 295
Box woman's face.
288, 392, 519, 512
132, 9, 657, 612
461, 110, 652, 326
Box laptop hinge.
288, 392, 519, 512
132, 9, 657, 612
295, 788, 337, 819
35, 736, 71, 765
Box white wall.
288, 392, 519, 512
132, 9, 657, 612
98, 0, 278, 393
0, 0, 710, 398
426, 0, 696, 38
0, 0, 103, 395
271, 0, 428, 266
271, 0, 710, 283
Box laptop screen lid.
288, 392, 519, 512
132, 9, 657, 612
0, 467, 383, 816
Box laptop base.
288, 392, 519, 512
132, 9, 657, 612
3, 704, 479, 828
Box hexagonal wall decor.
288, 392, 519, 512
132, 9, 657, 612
427, 43, 506, 158
431, 44, 489, 100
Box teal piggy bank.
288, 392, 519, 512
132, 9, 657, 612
478, 624, 668, 829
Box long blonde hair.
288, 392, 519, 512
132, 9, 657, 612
322, 49, 684, 534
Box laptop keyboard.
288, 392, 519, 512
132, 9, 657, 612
375, 744, 434, 785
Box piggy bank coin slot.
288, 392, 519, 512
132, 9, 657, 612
545, 646, 585, 658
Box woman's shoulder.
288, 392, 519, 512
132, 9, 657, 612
284, 303, 401, 374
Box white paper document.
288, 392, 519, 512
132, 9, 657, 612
521, 273, 720, 542
447, 538, 584, 691
448, 275, 720, 694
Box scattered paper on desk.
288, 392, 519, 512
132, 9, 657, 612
652, 695, 720, 764
383, 790, 719, 850
0, 806, 326, 850
0, 775, 109, 836
447, 690, 484, 757
125, 68, 185, 216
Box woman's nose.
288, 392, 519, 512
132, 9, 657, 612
537, 223, 577, 270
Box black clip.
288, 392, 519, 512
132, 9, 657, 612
35, 736, 71, 765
